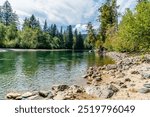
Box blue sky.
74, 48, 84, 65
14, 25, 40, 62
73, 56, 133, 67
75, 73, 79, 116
0, 0, 137, 31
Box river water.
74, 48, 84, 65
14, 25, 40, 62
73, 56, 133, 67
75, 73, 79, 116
0, 50, 114, 99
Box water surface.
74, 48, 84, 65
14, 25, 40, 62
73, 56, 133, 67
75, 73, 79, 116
0, 50, 114, 99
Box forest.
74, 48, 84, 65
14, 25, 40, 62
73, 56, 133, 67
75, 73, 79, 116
86, 0, 150, 52
0, 1, 84, 49
0, 0, 150, 52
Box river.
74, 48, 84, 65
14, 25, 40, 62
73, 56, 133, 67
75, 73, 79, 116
0, 50, 114, 99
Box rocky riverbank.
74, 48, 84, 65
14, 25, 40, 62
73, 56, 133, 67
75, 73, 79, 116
6, 52, 150, 100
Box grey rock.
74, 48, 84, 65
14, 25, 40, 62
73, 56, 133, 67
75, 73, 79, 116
101, 89, 114, 98
47, 92, 54, 99
123, 66, 130, 70
143, 84, 150, 88
106, 64, 117, 70
6, 92, 21, 99
141, 73, 150, 79
86, 86, 102, 98
22, 92, 36, 98
108, 85, 119, 92
139, 88, 150, 93
39, 91, 50, 98
28, 95, 43, 100
53, 92, 67, 100
123, 58, 133, 65
52, 85, 69, 92
69, 85, 85, 93
86, 85, 118, 99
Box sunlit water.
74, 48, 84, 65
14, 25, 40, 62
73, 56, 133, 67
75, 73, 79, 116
0, 50, 114, 99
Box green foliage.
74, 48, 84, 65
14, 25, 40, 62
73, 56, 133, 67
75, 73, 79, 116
0, 1, 85, 50
65, 25, 73, 49
73, 29, 84, 50
0, 23, 19, 47
19, 27, 38, 48
23, 15, 41, 30
43, 20, 48, 32
85, 22, 97, 49
98, 0, 118, 42
111, 1, 150, 52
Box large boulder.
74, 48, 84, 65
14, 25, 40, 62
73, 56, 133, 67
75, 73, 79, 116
69, 85, 85, 93
85, 85, 119, 99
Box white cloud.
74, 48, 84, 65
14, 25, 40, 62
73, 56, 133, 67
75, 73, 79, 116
0, 0, 137, 31
117, 0, 137, 13
0, 0, 97, 25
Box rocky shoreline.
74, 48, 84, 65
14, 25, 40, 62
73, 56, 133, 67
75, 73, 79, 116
6, 52, 150, 100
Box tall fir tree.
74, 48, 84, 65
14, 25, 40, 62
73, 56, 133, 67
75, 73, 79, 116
43, 20, 48, 32
1, 0, 18, 26
73, 29, 78, 49
78, 32, 84, 49
86, 22, 97, 49
0, 6, 2, 23
98, 0, 118, 42
66, 25, 73, 49
59, 26, 64, 48
29, 15, 41, 29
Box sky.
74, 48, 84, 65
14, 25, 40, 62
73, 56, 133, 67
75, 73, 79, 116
0, 0, 137, 32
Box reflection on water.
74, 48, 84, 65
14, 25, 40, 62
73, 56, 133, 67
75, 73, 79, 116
0, 51, 114, 99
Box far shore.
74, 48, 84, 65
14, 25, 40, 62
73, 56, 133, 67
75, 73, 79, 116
0, 48, 88, 52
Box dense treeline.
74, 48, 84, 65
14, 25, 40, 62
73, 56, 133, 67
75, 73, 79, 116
85, 0, 150, 52
0, 1, 84, 49
0, 0, 149, 52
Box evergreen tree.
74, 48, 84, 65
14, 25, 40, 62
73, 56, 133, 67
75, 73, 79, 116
110, 0, 150, 52
0, 23, 6, 46
77, 32, 84, 49
73, 29, 78, 49
86, 22, 97, 49
0, 6, 2, 23
52, 24, 57, 37
66, 25, 73, 49
63, 30, 67, 48
29, 15, 41, 29
98, 0, 118, 42
22, 17, 30, 29
43, 20, 48, 32
1, 0, 18, 26
59, 26, 64, 48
